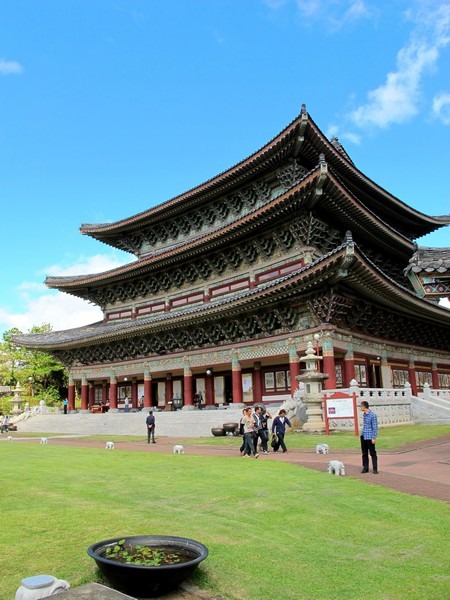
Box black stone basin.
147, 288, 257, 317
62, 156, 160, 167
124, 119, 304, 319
211, 427, 226, 436
222, 422, 238, 433
87, 535, 208, 597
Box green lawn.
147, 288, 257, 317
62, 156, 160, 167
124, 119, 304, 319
1, 440, 449, 599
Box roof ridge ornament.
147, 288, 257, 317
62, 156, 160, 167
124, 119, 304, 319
338, 231, 355, 277
315, 154, 328, 196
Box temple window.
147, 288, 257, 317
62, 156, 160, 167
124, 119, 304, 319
354, 364, 367, 387
438, 372, 450, 388
264, 369, 289, 392
392, 369, 409, 388
415, 371, 432, 388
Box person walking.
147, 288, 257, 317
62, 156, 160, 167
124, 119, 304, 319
241, 407, 259, 458
259, 406, 272, 454
146, 410, 156, 443
252, 406, 263, 453
124, 396, 130, 413
360, 401, 378, 474
271, 409, 291, 453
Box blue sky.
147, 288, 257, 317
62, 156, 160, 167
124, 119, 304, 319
1, 0, 449, 337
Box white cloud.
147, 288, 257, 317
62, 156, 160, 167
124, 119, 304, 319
432, 91, 450, 124
44, 253, 132, 277
294, 0, 373, 27
0, 59, 23, 75
349, 2, 450, 130
1, 252, 130, 335
0, 293, 103, 334
266, 0, 373, 26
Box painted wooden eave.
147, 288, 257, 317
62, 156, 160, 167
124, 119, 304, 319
16, 243, 450, 351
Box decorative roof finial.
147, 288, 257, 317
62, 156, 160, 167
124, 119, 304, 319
301, 103, 307, 115
319, 153, 326, 165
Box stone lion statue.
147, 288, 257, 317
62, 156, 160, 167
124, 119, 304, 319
279, 383, 307, 428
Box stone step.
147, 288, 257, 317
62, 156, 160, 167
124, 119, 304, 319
12, 408, 248, 438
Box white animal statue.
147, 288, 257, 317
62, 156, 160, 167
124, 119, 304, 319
316, 443, 329, 454
40, 437, 48, 445
173, 444, 185, 454
327, 460, 345, 476
7, 436, 13, 442
105, 441, 115, 450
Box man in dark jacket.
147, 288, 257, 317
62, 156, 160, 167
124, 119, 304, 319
271, 409, 291, 453
146, 410, 156, 443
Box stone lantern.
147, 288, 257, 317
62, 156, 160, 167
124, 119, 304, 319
297, 341, 329, 433
11, 382, 24, 415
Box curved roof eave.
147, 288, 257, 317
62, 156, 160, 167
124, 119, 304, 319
46, 164, 420, 293
79, 111, 306, 238
15, 243, 450, 351
304, 118, 450, 234
46, 169, 322, 291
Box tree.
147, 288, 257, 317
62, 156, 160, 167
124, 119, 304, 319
0, 324, 68, 401
0, 327, 25, 385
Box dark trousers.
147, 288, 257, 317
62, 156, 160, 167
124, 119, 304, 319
243, 432, 256, 455
255, 430, 269, 452
147, 426, 155, 443
275, 433, 287, 452
360, 436, 378, 471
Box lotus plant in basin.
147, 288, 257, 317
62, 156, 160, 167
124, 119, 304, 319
87, 535, 208, 597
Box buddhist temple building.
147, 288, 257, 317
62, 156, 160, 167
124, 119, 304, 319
15, 105, 450, 412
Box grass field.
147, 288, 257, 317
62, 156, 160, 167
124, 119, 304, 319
1, 435, 449, 600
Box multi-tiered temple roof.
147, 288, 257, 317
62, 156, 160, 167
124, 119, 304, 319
15, 105, 450, 367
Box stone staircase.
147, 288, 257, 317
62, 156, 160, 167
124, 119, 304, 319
12, 408, 246, 438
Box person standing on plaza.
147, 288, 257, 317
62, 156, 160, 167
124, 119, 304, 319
259, 406, 272, 454
124, 396, 130, 413
197, 391, 203, 410
242, 407, 259, 458
360, 401, 378, 474
146, 410, 156, 443
271, 409, 291, 453
63, 398, 68, 414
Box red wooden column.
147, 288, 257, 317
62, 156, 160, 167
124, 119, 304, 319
102, 380, 108, 404
109, 373, 118, 410
183, 359, 193, 407
231, 352, 243, 404
131, 378, 138, 409
431, 361, 439, 389
252, 362, 263, 404
322, 337, 336, 389
288, 342, 300, 393
68, 376, 75, 411
165, 374, 173, 405
205, 369, 214, 406
80, 376, 89, 411
88, 384, 95, 409
408, 357, 418, 396
343, 346, 355, 387
144, 369, 152, 408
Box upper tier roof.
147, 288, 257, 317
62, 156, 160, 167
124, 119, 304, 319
46, 166, 421, 295
79, 105, 449, 252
